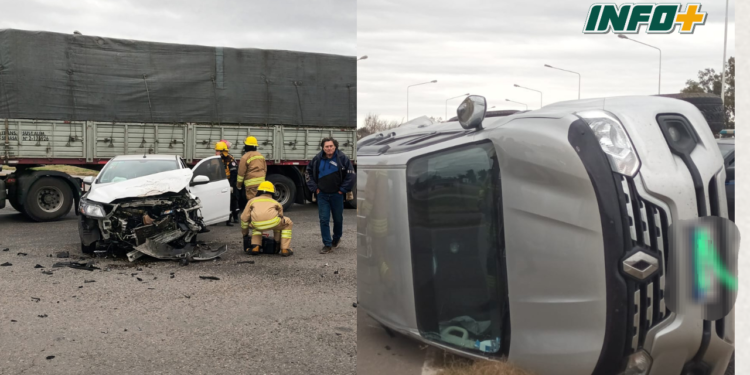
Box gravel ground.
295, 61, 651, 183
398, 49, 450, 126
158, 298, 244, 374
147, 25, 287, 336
0, 203, 356, 375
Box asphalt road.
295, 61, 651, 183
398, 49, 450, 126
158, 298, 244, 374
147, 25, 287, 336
0, 203, 356, 375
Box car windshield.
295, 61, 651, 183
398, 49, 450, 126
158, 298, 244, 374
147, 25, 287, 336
718, 143, 734, 158
97, 159, 179, 184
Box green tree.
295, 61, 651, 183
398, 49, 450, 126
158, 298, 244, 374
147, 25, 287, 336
682, 57, 734, 128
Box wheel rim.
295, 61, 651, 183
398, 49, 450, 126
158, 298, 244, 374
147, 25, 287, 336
37, 186, 64, 213
273, 183, 291, 206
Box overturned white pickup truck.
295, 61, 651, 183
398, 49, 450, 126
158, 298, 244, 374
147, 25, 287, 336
77, 154, 231, 262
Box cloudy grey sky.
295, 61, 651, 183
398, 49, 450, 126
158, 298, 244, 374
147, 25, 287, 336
357, 0, 735, 126
0, 0, 356, 55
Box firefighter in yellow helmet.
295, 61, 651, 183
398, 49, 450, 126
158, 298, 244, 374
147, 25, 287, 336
241, 181, 294, 257
215, 141, 239, 225
236, 136, 267, 200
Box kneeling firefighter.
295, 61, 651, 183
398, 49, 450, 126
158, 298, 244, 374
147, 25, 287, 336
240, 181, 294, 257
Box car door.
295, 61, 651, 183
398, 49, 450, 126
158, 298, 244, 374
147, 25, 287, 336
190, 156, 231, 225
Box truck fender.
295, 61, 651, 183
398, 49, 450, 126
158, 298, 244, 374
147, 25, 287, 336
16, 171, 83, 216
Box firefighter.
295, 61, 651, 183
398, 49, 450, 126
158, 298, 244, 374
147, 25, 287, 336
240, 181, 294, 257
215, 141, 239, 226
236, 136, 267, 201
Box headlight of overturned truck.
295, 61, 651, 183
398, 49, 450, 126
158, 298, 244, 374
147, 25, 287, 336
576, 110, 640, 176
79, 199, 107, 218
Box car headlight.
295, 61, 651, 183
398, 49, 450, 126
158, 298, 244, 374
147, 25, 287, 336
80, 199, 106, 218
618, 350, 652, 375
576, 110, 640, 176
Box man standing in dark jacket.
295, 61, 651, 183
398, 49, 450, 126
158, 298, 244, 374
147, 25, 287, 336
305, 137, 356, 254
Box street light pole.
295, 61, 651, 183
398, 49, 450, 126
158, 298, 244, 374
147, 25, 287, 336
513, 84, 543, 108
618, 35, 661, 94
505, 99, 527, 110
544, 64, 581, 99
720, 0, 729, 106
407, 80, 438, 121
445, 93, 470, 120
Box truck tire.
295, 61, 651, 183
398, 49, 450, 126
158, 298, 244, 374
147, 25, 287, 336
24, 177, 73, 222
267, 174, 296, 211
344, 179, 357, 209
8, 194, 24, 214
658, 93, 726, 134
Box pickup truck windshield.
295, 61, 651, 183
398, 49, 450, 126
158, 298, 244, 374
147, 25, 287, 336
97, 159, 180, 184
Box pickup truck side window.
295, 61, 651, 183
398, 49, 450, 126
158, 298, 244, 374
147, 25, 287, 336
406, 141, 509, 356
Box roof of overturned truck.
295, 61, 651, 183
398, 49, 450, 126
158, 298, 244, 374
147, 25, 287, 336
0, 29, 356, 127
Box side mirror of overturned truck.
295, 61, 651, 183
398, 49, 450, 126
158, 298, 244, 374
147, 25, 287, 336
356, 96, 737, 375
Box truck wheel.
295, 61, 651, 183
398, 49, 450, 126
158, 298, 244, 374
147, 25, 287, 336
344, 180, 357, 209
24, 177, 73, 222
267, 174, 296, 211
8, 194, 24, 214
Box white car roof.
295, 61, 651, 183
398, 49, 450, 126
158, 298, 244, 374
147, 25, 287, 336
110, 154, 179, 161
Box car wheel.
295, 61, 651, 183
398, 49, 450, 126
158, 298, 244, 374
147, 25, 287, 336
81, 242, 96, 254
266, 174, 296, 211
24, 177, 74, 221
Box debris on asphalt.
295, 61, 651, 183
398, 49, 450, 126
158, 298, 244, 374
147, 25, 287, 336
124, 329, 128, 332
352, 303, 358, 308
148, 288, 155, 290
131, 273, 138, 277
180, 259, 189, 266
31, 297, 40, 303
334, 270, 339, 275
53, 261, 100, 271
56, 251, 70, 258
199, 276, 220, 281
183, 294, 191, 299
78, 286, 83, 289
34, 264, 44, 269
237, 261, 255, 264
136, 277, 143, 282
385, 346, 391, 351
1, 262, 12, 267
2, 248, 8, 252
41, 271, 53, 275
153, 277, 157, 280
46, 356, 55, 360
10, 320, 16, 323
17, 252, 27, 256
137, 268, 142, 271
38, 314, 48, 318
84, 280, 95, 283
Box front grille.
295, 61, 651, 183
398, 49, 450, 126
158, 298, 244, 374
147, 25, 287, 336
618, 175, 671, 353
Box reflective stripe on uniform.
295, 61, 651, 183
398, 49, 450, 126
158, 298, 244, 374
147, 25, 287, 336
281, 230, 292, 239
240, 222, 249, 229
244, 177, 265, 186
252, 230, 262, 236
237, 176, 245, 183
252, 217, 281, 230
247, 155, 265, 164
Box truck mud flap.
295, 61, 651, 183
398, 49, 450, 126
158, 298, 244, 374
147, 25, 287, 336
130, 240, 228, 262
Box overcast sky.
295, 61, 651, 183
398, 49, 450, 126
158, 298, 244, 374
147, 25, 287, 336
357, 0, 735, 126
0, 0, 356, 55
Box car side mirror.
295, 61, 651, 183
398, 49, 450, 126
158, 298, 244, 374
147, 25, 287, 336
457, 95, 487, 130
83, 176, 95, 185
726, 166, 735, 182
191, 175, 210, 186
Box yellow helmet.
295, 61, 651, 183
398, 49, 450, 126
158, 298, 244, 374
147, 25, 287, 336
258, 181, 274, 194
244, 136, 259, 146
215, 141, 228, 152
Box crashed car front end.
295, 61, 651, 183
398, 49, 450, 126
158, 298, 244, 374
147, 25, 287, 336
78, 169, 227, 262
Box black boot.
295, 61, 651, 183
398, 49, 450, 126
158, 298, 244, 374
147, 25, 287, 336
226, 219, 234, 227
232, 211, 240, 223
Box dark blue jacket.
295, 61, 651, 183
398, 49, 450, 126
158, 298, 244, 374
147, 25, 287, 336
305, 150, 356, 194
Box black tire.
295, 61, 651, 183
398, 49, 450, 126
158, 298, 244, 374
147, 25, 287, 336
658, 93, 725, 134
344, 179, 357, 209
266, 174, 296, 211
81, 242, 96, 254
8, 194, 24, 214
24, 177, 73, 222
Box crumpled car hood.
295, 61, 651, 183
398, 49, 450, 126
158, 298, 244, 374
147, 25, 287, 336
87, 169, 193, 204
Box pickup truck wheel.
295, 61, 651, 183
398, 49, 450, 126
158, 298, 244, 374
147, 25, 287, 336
266, 174, 296, 211
24, 178, 73, 222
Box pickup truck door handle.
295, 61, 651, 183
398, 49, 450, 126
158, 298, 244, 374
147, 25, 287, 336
221, 188, 229, 193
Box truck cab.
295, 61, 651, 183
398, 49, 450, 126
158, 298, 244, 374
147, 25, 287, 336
356, 96, 735, 375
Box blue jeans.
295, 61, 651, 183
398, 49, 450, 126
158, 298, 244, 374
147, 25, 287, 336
317, 192, 344, 247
